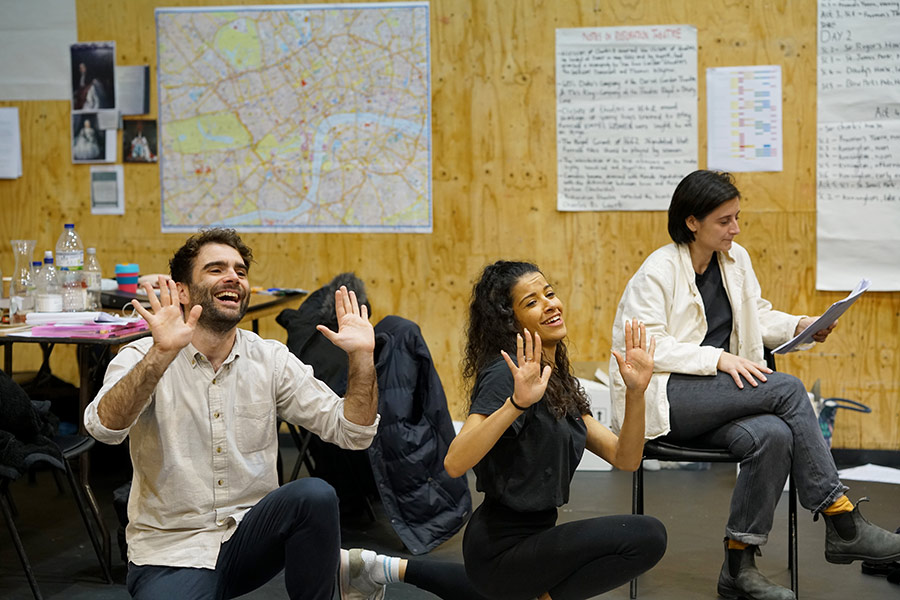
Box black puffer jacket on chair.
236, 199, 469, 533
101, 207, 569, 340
277, 273, 471, 554
370, 315, 471, 554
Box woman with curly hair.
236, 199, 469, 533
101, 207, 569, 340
444, 260, 667, 600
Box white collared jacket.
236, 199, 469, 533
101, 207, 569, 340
609, 242, 804, 439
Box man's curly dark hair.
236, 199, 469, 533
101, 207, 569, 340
169, 228, 254, 284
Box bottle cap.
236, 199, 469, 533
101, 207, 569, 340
65, 223, 74, 228
87, 247, 96, 254
44, 250, 53, 259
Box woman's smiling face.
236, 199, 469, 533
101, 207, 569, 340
510, 271, 567, 353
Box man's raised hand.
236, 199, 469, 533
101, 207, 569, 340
316, 286, 375, 356
131, 276, 200, 354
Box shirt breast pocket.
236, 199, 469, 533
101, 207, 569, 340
234, 402, 275, 454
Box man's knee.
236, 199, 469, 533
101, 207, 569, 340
282, 477, 338, 506
277, 478, 340, 527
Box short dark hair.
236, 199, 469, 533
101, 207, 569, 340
169, 228, 253, 284
667, 170, 741, 244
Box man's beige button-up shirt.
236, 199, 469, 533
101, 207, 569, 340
85, 329, 378, 569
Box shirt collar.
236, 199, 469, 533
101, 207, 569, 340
185, 331, 243, 368
676, 242, 738, 271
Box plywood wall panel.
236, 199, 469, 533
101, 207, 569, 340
0, 0, 895, 450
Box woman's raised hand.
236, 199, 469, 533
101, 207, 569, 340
131, 276, 201, 354
612, 318, 656, 392
500, 328, 552, 409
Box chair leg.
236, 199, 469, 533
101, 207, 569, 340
276, 445, 284, 486
788, 474, 798, 597
1, 482, 44, 600
630, 464, 644, 599
363, 495, 377, 522
288, 424, 315, 481
76, 453, 113, 574
286, 423, 305, 480
63, 461, 113, 583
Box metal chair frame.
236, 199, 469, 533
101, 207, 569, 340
630, 438, 798, 599
0, 435, 113, 600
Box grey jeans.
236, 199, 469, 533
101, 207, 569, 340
665, 370, 846, 546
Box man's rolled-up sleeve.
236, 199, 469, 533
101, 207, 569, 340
84, 345, 150, 445
275, 349, 379, 450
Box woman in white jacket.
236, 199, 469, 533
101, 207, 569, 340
610, 170, 900, 600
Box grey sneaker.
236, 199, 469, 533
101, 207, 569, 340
340, 549, 386, 600
824, 498, 900, 564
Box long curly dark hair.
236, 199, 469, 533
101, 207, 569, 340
463, 260, 590, 418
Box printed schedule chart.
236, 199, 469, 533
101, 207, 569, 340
707, 65, 783, 172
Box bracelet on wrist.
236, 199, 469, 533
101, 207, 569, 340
509, 395, 527, 411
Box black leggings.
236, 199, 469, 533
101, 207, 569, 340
463, 499, 666, 600
405, 558, 492, 600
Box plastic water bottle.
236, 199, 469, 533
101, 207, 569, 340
55, 223, 86, 311
35, 252, 64, 313
30, 261, 42, 299
84, 247, 103, 310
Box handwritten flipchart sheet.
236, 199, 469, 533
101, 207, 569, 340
556, 25, 698, 211
817, 0, 900, 291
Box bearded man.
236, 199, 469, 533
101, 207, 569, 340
86, 228, 380, 599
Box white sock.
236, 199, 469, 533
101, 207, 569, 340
359, 549, 401, 584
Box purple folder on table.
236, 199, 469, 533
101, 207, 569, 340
29, 321, 148, 339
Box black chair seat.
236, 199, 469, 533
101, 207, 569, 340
55, 433, 95, 460
643, 439, 736, 462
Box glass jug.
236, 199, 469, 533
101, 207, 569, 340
10, 239, 36, 323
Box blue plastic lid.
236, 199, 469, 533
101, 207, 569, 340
114, 263, 140, 273
65, 223, 75, 228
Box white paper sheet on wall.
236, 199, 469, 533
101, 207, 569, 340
115, 65, 150, 116
556, 25, 698, 211
816, 0, 900, 291
90, 165, 124, 214
0, 0, 77, 101
0, 107, 23, 179
707, 65, 783, 173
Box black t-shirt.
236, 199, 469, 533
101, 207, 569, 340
468, 358, 587, 512
696, 256, 733, 351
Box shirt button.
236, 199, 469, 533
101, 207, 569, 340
216, 447, 222, 453
213, 412, 220, 419
212, 378, 217, 384
218, 479, 224, 486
